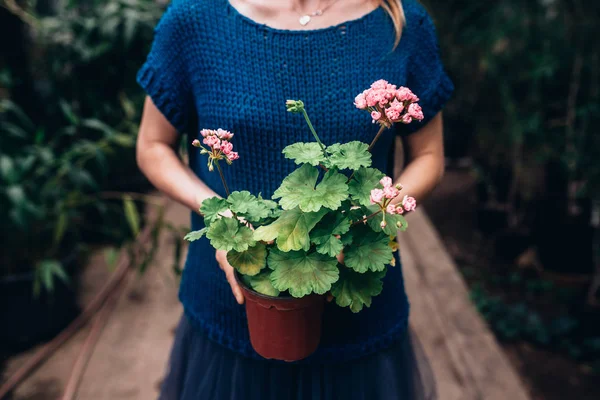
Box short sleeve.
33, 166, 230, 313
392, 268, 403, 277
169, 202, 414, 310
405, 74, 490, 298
398, 10, 454, 135
137, 4, 192, 133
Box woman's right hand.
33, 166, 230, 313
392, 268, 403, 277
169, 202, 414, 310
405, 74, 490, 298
215, 249, 245, 305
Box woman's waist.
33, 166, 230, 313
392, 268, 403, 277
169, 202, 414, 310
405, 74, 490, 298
179, 246, 410, 357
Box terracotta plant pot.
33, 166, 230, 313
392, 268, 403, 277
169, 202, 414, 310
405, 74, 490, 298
235, 271, 325, 362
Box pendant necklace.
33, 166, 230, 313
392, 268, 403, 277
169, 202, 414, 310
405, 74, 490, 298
295, 0, 341, 26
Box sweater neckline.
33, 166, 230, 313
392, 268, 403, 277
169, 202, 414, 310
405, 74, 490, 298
223, 0, 382, 35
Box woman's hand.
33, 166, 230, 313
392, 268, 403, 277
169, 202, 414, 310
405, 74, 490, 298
215, 249, 245, 305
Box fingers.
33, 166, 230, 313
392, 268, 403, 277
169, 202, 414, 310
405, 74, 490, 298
225, 267, 245, 305
216, 250, 245, 305
336, 250, 345, 265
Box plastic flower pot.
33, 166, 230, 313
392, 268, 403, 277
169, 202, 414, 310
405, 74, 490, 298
235, 271, 325, 362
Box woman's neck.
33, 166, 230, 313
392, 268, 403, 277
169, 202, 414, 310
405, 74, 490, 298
228, 0, 378, 31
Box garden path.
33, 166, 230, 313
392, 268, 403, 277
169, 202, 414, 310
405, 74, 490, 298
3, 199, 531, 400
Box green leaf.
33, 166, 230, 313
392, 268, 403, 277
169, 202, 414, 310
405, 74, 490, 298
104, 247, 119, 271
327, 141, 372, 170
273, 164, 348, 212
253, 207, 327, 251
184, 228, 207, 242
310, 213, 351, 257
344, 226, 393, 273
227, 191, 272, 222
268, 248, 339, 298
206, 217, 255, 252
227, 191, 256, 213
0, 155, 15, 181
123, 196, 140, 236
34, 260, 70, 296
53, 212, 68, 247
227, 242, 268, 276
242, 271, 280, 297
6, 185, 25, 204
69, 169, 97, 189
348, 167, 385, 207
365, 205, 408, 235
59, 100, 79, 125
200, 197, 229, 225
282, 142, 325, 166
332, 268, 386, 313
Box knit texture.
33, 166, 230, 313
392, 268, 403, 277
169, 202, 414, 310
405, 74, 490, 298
138, 0, 453, 364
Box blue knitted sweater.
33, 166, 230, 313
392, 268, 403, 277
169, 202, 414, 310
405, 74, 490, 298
138, 0, 453, 363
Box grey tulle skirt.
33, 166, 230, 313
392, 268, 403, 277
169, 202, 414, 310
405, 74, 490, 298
158, 315, 437, 400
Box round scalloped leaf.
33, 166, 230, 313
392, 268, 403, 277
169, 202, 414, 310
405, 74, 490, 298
227, 242, 268, 276
200, 197, 229, 225
206, 217, 255, 252
268, 248, 339, 298
344, 225, 393, 273
253, 207, 327, 252
273, 164, 348, 212
241, 271, 280, 297
227, 191, 255, 213
282, 142, 325, 166
327, 141, 372, 170
184, 228, 207, 242
331, 268, 386, 313
348, 167, 385, 207
227, 191, 272, 222
310, 213, 351, 257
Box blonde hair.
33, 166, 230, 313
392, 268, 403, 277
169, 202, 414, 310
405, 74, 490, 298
379, 0, 406, 48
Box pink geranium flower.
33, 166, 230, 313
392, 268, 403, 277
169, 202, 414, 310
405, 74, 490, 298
402, 196, 417, 212
355, 80, 423, 128
408, 103, 424, 121
370, 188, 385, 204
380, 177, 393, 188
193, 128, 239, 170
383, 186, 399, 199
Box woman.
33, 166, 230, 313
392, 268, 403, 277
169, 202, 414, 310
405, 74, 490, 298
136, 0, 453, 398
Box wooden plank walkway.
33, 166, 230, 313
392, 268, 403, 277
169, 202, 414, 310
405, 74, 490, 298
400, 209, 531, 400
3, 200, 531, 399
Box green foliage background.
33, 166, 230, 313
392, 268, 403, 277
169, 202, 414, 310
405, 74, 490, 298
0, 0, 165, 289
422, 0, 600, 203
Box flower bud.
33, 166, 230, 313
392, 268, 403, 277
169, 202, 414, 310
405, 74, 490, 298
395, 183, 403, 190
396, 221, 403, 228
192, 139, 201, 147
285, 99, 305, 113
380, 220, 387, 229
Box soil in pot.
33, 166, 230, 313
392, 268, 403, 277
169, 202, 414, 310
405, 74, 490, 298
235, 272, 325, 362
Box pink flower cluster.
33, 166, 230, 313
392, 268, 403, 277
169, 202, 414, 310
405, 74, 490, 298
369, 176, 417, 228
192, 129, 239, 170
354, 80, 424, 127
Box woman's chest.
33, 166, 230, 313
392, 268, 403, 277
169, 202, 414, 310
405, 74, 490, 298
187, 28, 409, 147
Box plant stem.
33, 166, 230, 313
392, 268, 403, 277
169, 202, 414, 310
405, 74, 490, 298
214, 160, 230, 197
368, 124, 388, 152
301, 109, 329, 159
351, 210, 382, 227
347, 125, 389, 183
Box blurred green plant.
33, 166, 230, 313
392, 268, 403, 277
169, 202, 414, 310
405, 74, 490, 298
470, 283, 600, 365
0, 99, 137, 291
423, 0, 600, 214
0, 0, 168, 293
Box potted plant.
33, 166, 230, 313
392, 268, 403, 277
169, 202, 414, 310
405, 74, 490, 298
185, 80, 422, 361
